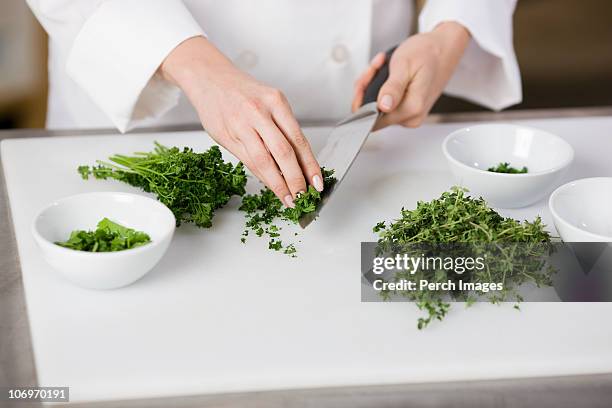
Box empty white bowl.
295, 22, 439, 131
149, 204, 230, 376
32, 192, 176, 289
549, 178, 612, 242
442, 124, 574, 208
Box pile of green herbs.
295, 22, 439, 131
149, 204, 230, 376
78, 143, 335, 256
78, 143, 247, 228
487, 162, 528, 174
373, 187, 553, 329
56, 218, 151, 252
239, 168, 336, 256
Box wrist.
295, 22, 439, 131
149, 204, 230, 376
160, 36, 233, 91
431, 21, 471, 56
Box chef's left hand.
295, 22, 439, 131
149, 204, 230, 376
351, 21, 471, 130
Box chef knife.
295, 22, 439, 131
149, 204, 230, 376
299, 46, 396, 228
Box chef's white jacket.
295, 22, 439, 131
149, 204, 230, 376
27, 0, 521, 132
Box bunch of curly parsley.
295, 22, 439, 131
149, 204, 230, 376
78, 143, 247, 228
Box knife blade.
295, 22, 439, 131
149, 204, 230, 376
299, 46, 396, 228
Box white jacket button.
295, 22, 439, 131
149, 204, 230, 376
331, 44, 349, 63
235, 50, 258, 69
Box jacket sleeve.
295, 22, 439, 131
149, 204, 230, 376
419, 0, 521, 111
26, 0, 205, 132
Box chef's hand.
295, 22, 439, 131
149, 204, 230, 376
351, 22, 471, 130
161, 37, 323, 208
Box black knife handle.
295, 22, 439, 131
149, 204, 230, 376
361, 46, 397, 107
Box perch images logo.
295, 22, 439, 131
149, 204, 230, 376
371, 278, 504, 293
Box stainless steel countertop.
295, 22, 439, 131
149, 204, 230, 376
2, 107, 612, 408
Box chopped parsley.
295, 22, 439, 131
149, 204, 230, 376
487, 162, 528, 174
239, 168, 336, 256
55, 218, 151, 252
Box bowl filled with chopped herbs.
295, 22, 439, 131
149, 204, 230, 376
442, 123, 574, 208
32, 192, 176, 289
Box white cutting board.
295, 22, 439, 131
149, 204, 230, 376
2, 117, 612, 403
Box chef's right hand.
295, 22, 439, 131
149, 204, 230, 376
161, 36, 323, 208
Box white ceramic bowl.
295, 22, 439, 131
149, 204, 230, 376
32, 192, 176, 289
442, 124, 574, 208
549, 177, 612, 242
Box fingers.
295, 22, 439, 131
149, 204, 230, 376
352, 52, 386, 112
215, 86, 323, 205
371, 52, 387, 69
351, 72, 368, 112
377, 54, 414, 113
240, 127, 295, 208
374, 74, 431, 130
232, 142, 264, 183
214, 130, 266, 185
271, 101, 323, 192
256, 120, 307, 198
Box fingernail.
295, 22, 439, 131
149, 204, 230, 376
313, 175, 324, 192
380, 94, 393, 110
284, 195, 295, 208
